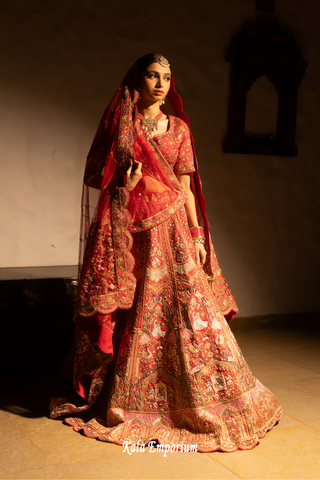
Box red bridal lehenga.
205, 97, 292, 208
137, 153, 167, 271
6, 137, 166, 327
49, 58, 283, 452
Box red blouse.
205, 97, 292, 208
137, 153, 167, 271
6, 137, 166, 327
152, 116, 196, 175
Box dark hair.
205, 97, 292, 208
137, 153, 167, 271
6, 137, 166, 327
135, 53, 171, 79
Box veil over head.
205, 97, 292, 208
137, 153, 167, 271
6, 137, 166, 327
49, 54, 281, 440
68, 53, 238, 399
76, 54, 238, 324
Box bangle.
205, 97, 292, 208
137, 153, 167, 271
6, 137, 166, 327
192, 236, 205, 245
190, 227, 204, 238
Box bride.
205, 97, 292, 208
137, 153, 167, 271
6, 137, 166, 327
50, 53, 282, 452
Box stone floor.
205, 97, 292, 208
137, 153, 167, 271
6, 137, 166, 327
1, 315, 320, 480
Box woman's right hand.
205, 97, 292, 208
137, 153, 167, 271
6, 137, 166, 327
125, 159, 143, 191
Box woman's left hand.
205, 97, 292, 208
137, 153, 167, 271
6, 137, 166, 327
194, 242, 207, 266
125, 159, 143, 191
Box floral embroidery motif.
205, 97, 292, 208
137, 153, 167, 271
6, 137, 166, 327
50, 207, 283, 452
152, 116, 196, 175
49, 107, 282, 453
75, 187, 136, 317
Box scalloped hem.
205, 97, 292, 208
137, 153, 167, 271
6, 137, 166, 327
63, 406, 283, 453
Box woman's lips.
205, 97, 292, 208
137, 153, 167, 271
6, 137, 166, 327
154, 91, 164, 95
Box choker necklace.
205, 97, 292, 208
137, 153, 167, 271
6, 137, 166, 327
139, 111, 163, 137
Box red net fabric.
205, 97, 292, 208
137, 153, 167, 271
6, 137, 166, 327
76, 61, 238, 325
79, 87, 122, 272
67, 57, 239, 399
127, 129, 183, 228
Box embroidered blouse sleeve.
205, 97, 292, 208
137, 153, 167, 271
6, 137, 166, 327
174, 122, 196, 175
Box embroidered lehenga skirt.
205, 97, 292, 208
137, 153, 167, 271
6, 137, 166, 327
50, 203, 282, 452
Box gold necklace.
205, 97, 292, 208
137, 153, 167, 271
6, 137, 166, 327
139, 111, 163, 137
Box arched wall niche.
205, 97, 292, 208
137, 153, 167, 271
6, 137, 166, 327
223, 20, 308, 157
245, 74, 279, 137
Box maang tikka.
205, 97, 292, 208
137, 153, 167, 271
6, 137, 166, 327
157, 54, 170, 68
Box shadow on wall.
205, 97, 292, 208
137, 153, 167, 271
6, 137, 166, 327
1, 0, 320, 317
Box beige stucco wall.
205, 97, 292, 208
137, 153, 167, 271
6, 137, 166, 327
0, 0, 319, 316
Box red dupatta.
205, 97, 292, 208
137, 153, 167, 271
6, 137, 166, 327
75, 57, 238, 349
68, 56, 238, 400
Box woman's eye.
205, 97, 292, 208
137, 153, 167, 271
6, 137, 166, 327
164, 77, 171, 82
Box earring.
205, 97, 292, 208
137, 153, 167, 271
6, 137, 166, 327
160, 98, 166, 106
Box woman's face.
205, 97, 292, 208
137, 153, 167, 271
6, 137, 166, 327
139, 62, 171, 104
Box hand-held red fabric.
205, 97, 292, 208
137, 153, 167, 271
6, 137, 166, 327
76, 63, 238, 323
49, 54, 282, 452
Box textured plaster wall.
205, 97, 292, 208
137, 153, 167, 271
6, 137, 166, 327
1, 0, 319, 316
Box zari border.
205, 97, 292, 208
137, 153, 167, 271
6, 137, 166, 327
76, 186, 136, 317
63, 406, 283, 453
130, 190, 187, 233
111, 187, 136, 309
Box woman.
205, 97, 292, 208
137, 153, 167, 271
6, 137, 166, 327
50, 54, 283, 452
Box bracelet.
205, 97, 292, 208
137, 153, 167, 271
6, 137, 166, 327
192, 236, 205, 245
190, 227, 204, 238
190, 225, 203, 230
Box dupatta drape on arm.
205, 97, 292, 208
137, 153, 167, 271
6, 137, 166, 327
70, 58, 238, 401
